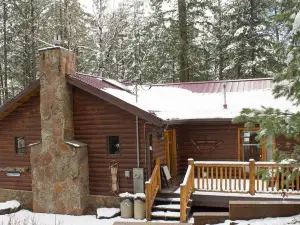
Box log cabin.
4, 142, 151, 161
0, 47, 299, 221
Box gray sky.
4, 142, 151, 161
79, 0, 123, 14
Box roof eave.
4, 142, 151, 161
0, 80, 40, 120
165, 117, 233, 125
67, 75, 165, 127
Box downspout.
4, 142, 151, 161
223, 83, 228, 109
144, 122, 150, 178
136, 84, 140, 168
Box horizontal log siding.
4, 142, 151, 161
73, 88, 165, 196
0, 95, 41, 191
152, 137, 166, 165
177, 122, 242, 173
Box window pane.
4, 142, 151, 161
18, 137, 25, 148
241, 131, 261, 161
108, 136, 120, 155
243, 145, 261, 161
15, 137, 25, 154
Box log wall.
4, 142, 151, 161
0, 94, 41, 191
73, 87, 165, 196
177, 122, 242, 173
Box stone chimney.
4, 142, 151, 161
30, 47, 89, 215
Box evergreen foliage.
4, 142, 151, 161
0, 0, 297, 105
233, 6, 300, 167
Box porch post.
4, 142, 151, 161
188, 158, 195, 191
249, 159, 256, 195
155, 158, 161, 191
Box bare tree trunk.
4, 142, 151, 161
93, 0, 105, 77
0, 64, 3, 105
217, 0, 223, 80
250, 0, 256, 78
59, 0, 64, 46
3, 0, 8, 99
178, 0, 189, 82
24, 3, 30, 87
30, 0, 36, 81
274, 7, 279, 42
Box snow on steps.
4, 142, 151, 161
151, 211, 181, 219
154, 197, 181, 203
151, 193, 193, 222
152, 204, 181, 210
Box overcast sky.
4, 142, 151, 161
79, 0, 123, 14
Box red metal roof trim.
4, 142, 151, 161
152, 78, 273, 93
70, 73, 119, 90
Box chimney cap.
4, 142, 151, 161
38, 46, 72, 52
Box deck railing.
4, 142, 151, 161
194, 159, 300, 194
145, 158, 161, 220
180, 158, 195, 223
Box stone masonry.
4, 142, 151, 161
30, 47, 89, 215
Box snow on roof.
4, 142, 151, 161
103, 78, 132, 92
103, 85, 298, 121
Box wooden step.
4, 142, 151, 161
153, 204, 183, 211
151, 211, 181, 220
155, 197, 193, 204
155, 197, 181, 204
156, 192, 180, 199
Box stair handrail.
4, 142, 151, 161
145, 158, 161, 220
180, 158, 195, 223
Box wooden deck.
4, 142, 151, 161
191, 191, 300, 208
161, 184, 300, 208
145, 159, 300, 222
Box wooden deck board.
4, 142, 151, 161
191, 191, 300, 208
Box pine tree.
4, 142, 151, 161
233, 6, 300, 165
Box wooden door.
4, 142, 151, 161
165, 129, 177, 178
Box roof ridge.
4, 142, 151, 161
152, 77, 273, 86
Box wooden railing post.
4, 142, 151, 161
145, 181, 151, 220
155, 158, 161, 191
188, 158, 195, 191
249, 159, 256, 195
180, 184, 186, 223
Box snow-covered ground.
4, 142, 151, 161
0, 210, 299, 225
0, 210, 181, 225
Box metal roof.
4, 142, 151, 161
0, 75, 275, 123
70, 73, 120, 90
152, 78, 273, 93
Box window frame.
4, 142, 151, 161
238, 128, 265, 161
15, 136, 26, 155
107, 135, 121, 157
237, 128, 276, 162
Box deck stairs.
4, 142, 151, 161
150, 192, 193, 222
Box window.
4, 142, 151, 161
107, 136, 120, 155
15, 137, 25, 154
238, 128, 275, 162
240, 131, 261, 161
